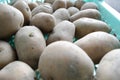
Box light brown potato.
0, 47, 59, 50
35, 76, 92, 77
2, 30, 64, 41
15, 26, 46, 69
74, 0, 85, 9
0, 61, 35, 80
28, 2, 38, 11
0, 4, 24, 39
44, 0, 55, 4
10, 0, 29, 5
53, 8, 70, 24
81, 2, 98, 10
70, 9, 101, 22
74, 31, 120, 64
52, 0, 67, 11
95, 49, 120, 80
73, 17, 111, 38
47, 21, 75, 45
0, 41, 16, 69
13, 0, 31, 25
30, 12, 56, 33
32, 3, 53, 16
68, 7, 79, 16
38, 41, 94, 80
66, 0, 74, 8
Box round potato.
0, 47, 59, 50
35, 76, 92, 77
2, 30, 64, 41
81, 2, 98, 10
38, 41, 94, 80
15, 26, 46, 69
28, 2, 38, 11
70, 9, 101, 22
13, 0, 31, 25
74, 31, 120, 64
73, 17, 111, 38
74, 0, 85, 9
52, 0, 67, 11
0, 4, 24, 39
53, 8, 70, 24
68, 7, 79, 16
95, 49, 120, 80
32, 3, 53, 16
0, 41, 17, 69
0, 61, 35, 80
47, 21, 75, 45
30, 12, 56, 33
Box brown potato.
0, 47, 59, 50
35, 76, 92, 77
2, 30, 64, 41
74, 0, 85, 9
74, 31, 120, 64
32, 3, 53, 16
13, 0, 31, 25
95, 49, 120, 80
0, 61, 35, 80
53, 8, 70, 24
52, 0, 67, 11
30, 12, 56, 33
15, 26, 46, 69
28, 2, 38, 11
73, 17, 111, 38
0, 4, 24, 39
38, 41, 94, 80
47, 20, 75, 45
66, 0, 74, 8
68, 7, 79, 16
70, 9, 101, 22
44, 0, 55, 4
81, 2, 98, 10
0, 41, 16, 69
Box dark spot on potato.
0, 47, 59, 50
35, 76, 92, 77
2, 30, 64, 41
26, 7, 29, 11
29, 33, 34, 37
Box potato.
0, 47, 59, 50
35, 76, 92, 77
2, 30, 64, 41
74, 0, 85, 9
13, 0, 31, 25
28, 2, 38, 11
38, 41, 94, 80
53, 8, 70, 24
32, 3, 53, 16
73, 17, 111, 38
74, 31, 120, 64
44, 0, 55, 4
47, 21, 75, 45
10, 0, 29, 5
0, 41, 16, 69
66, 0, 74, 8
15, 26, 46, 69
95, 49, 120, 80
30, 12, 56, 33
52, 0, 67, 11
81, 2, 98, 10
70, 9, 101, 22
0, 61, 35, 80
0, 4, 24, 39
68, 7, 79, 16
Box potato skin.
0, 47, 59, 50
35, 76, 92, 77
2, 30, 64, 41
73, 18, 111, 38
0, 61, 35, 80
28, 2, 38, 11
15, 26, 46, 69
0, 41, 17, 69
74, 0, 85, 9
0, 4, 24, 39
95, 49, 120, 80
70, 9, 101, 22
30, 12, 56, 33
13, 0, 31, 25
74, 31, 120, 64
38, 41, 94, 80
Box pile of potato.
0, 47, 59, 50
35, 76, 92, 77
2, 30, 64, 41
0, 0, 120, 80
